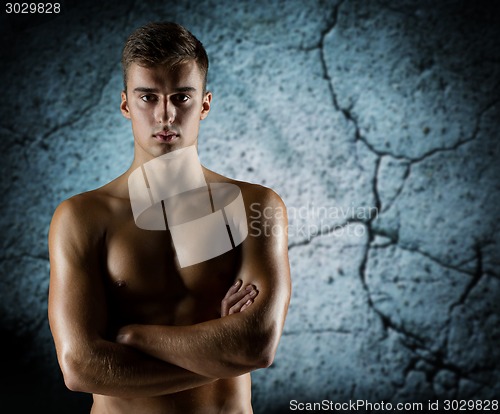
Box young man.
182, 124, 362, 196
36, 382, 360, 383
48, 21, 291, 413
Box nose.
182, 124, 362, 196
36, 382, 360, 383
156, 97, 175, 125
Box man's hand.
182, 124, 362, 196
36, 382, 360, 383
221, 280, 258, 317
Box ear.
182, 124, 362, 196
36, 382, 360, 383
200, 91, 212, 120
120, 91, 131, 119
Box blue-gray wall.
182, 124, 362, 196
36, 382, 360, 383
1, 0, 499, 412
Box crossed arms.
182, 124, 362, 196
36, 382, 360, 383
47, 186, 291, 398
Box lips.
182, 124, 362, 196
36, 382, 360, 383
154, 129, 179, 143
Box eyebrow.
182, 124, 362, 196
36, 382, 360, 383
133, 86, 197, 94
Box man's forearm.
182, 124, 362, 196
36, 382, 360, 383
61, 338, 215, 397
117, 310, 278, 379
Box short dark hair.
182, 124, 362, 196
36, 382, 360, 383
121, 21, 209, 93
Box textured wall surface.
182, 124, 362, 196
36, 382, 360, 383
1, 0, 499, 412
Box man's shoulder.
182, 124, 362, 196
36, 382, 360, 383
56, 188, 111, 213
205, 168, 284, 208
238, 181, 285, 210
220, 178, 287, 225
50, 188, 115, 235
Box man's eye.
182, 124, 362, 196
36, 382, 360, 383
141, 95, 157, 102
174, 94, 189, 103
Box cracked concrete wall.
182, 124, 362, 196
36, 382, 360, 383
1, 0, 499, 412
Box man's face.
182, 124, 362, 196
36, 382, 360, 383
120, 60, 211, 161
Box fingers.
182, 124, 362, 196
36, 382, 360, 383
228, 284, 255, 305
221, 280, 258, 317
240, 300, 252, 312
228, 286, 258, 315
223, 279, 242, 300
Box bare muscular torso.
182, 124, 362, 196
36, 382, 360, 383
89, 168, 253, 413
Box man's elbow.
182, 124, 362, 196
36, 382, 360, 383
248, 325, 280, 369
63, 372, 85, 393
59, 350, 92, 393
255, 348, 275, 369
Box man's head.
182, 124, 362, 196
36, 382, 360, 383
121, 21, 209, 94
120, 22, 212, 161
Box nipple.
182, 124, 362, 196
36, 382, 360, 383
115, 280, 127, 288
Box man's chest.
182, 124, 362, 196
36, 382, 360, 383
103, 217, 242, 324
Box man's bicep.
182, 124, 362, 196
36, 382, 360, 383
48, 199, 108, 353
238, 189, 291, 338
